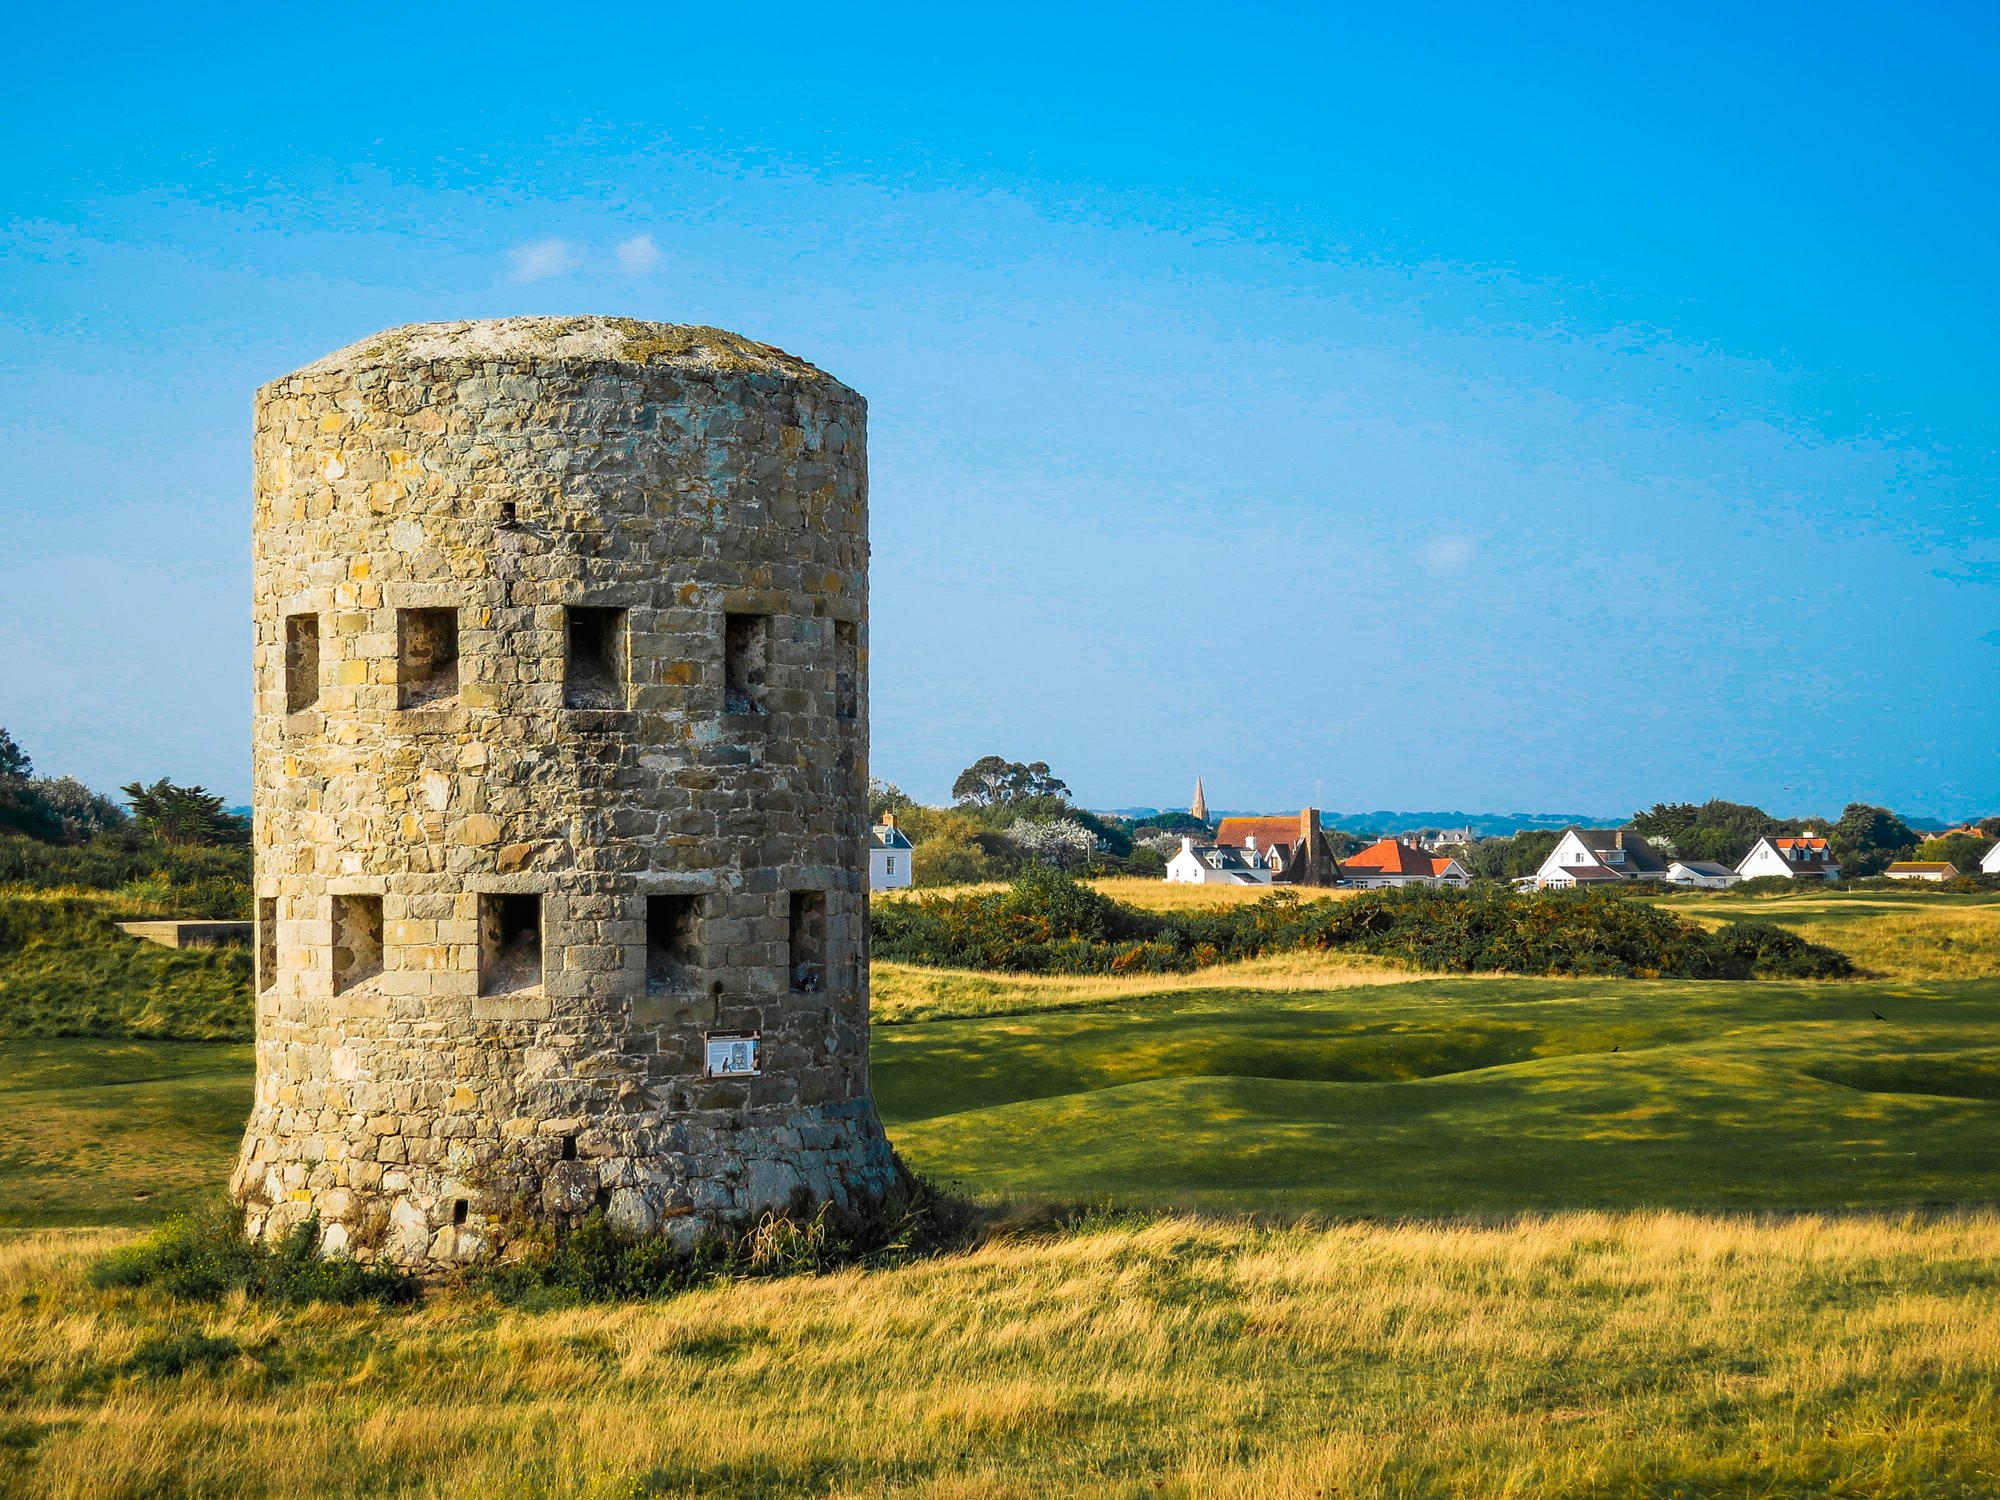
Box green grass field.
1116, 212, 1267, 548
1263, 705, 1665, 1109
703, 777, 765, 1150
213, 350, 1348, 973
5, 887, 2000, 1496
878, 974, 2000, 1214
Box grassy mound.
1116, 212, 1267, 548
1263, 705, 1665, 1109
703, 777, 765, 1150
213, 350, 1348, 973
877, 974, 2000, 1216
873, 867, 1853, 979
0, 891, 252, 1040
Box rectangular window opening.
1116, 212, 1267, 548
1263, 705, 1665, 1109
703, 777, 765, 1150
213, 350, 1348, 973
331, 894, 383, 995
397, 608, 459, 709
479, 893, 542, 996
646, 893, 700, 994
723, 613, 769, 715
788, 890, 826, 993
834, 619, 858, 721
257, 897, 277, 993
564, 606, 627, 709
284, 614, 321, 714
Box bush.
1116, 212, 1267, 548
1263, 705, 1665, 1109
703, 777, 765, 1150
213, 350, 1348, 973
871, 869, 1854, 980
480, 1161, 973, 1308
90, 1198, 417, 1307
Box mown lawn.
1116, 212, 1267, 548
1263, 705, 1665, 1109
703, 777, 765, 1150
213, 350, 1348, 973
0, 1040, 251, 1228
878, 975, 2000, 1215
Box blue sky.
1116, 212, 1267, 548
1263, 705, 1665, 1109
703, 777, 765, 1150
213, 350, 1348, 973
3, 3, 1995, 817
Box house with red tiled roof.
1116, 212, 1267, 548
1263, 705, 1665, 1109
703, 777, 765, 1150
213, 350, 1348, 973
1338, 837, 1469, 889
1736, 833, 1840, 882
1208, 810, 1340, 885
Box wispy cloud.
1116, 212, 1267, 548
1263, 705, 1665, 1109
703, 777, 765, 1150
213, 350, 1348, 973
507, 237, 579, 284
616, 234, 661, 274
1422, 535, 1477, 573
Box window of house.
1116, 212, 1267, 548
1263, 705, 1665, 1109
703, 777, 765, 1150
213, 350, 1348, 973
645, 893, 700, 994
284, 614, 320, 714
331, 894, 383, 994
885, 856, 896, 876
723, 613, 769, 714
788, 891, 826, 992
564, 606, 627, 709
479, 893, 542, 996
397, 608, 459, 708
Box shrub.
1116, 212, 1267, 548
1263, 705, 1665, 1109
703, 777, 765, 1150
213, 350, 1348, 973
90, 1199, 417, 1307
871, 869, 1854, 980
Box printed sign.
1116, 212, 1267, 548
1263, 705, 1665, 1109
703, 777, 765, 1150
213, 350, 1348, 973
705, 1031, 761, 1077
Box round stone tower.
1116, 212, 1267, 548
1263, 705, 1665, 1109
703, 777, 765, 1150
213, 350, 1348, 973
233, 316, 895, 1268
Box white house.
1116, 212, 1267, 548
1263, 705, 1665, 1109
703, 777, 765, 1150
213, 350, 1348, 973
1885, 861, 1957, 882
869, 815, 914, 891
1532, 828, 1670, 889
1735, 833, 1839, 882
1412, 826, 1477, 852
1983, 841, 2000, 875
1666, 860, 1740, 889
1166, 836, 1278, 885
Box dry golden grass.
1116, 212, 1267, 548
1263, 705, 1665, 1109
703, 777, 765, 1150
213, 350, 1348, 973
4, 1210, 1998, 1498
872, 950, 1420, 1023
1674, 894, 2000, 980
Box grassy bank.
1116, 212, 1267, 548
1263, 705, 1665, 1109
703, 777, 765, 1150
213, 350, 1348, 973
3, 1210, 1998, 1497
0, 890, 251, 1041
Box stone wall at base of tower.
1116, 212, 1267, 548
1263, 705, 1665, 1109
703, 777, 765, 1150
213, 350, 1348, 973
235, 317, 894, 1269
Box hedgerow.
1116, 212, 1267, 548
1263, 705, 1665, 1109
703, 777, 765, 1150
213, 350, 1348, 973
870, 867, 1854, 980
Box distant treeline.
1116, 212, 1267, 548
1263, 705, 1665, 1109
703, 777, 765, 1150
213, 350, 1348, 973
872, 867, 1854, 981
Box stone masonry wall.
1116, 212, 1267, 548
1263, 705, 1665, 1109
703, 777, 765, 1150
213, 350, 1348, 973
233, 317, 896, 1269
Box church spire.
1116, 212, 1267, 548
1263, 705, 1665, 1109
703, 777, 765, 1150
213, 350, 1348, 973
1190, 776, 1208, 823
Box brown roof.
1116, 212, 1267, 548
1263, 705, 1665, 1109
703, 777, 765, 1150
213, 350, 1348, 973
1887, 862, 1957, 874
1550, 862, 1625, 882
1564, 828, 1668, 874
1213, 817, 1305, 856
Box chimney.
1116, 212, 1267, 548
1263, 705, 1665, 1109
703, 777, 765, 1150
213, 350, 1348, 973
1180, 836, 1194, 854
881, 812, 896, 830
1614, 830, 1624, 849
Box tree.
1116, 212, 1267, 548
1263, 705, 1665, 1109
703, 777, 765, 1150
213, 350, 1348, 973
1131, 810, 1210, 834
30, 776, 130, 841
1006, 817, 1099, 871
1632, 800, 1791, 867
1915, 833, 1989, 872
1826, 803, 1919, 877
0, 728, 31, 782
121, 779, 251, 848
868, 778, 916, 823
0, 727, 62, 841
950, 756, 1070, 809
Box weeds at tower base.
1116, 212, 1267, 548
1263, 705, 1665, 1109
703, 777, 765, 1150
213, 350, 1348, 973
477, 1157, 976, 1309
86, 1159, 974, 1311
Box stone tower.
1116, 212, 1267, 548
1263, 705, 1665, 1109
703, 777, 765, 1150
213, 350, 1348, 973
233, 317, 895, 1268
